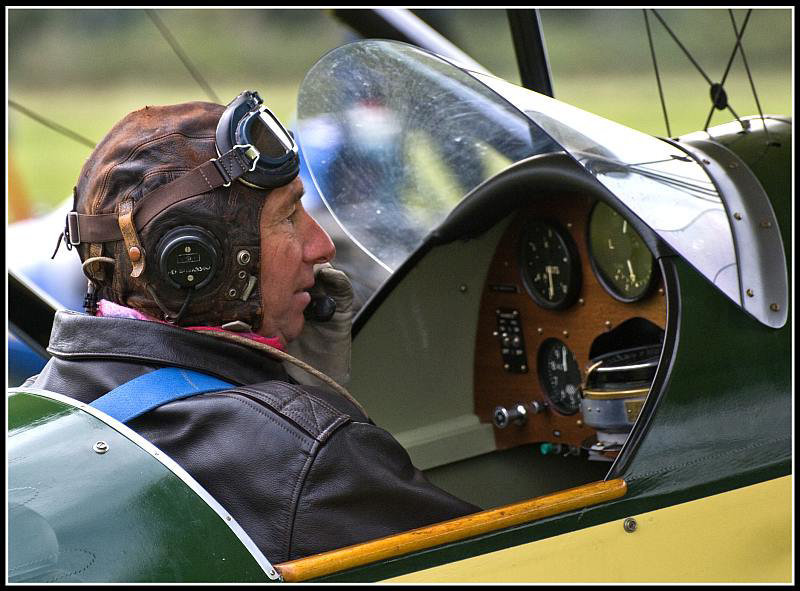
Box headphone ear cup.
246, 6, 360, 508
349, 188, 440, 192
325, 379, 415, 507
156, 226, 221, 290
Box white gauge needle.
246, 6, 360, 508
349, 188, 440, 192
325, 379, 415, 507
627, 259, 636, 282
546, 266, 555, 299
562, 346, 567, 372
622, 220, 628, 234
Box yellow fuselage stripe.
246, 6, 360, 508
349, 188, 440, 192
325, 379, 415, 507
385, 475, 792, 583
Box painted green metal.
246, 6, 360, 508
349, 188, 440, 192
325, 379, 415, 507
714, 117, 792, 264
8, 391, 275, 583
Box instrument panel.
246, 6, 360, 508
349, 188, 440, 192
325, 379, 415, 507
473, 194, 667, 459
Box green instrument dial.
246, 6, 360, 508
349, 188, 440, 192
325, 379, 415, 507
588, 202, 654, 302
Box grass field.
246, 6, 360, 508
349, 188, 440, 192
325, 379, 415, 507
10, 69, 790, 220
8, 8, 792, 221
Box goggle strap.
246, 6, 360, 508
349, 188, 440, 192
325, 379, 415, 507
65, 145, 254, 246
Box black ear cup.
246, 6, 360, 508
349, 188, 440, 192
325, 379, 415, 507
156, 226, 220, 290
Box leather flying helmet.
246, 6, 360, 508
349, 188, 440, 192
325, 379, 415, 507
65, 92, 300, 331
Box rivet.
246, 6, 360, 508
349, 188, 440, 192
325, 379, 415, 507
658, 288, 664, 295
733, 212, 742, 220
576, 419, 583, 426
187, 275, 194, 282
537, 327, 543, 334
184, 246, 192, 253
770, 303, 780, 312
238, 270, 247, 280
459, 284, 468, 293
746, 289, 754, 297
604, 320, 612, 329
503, 363, 510, 370
562, 330, 569, 337
623, 517, 637, 533
566, 222, 573, 229
578, 298, 585, 305
93, 441, 109, 454
237, 250, 251, 266
128, 246, 141, 262
552, 430, 561, 437
228, 288, 237, 298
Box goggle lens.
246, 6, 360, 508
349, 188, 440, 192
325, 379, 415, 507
249, 109, 295, 160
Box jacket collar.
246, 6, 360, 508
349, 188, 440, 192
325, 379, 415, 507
47, 309, 289, 386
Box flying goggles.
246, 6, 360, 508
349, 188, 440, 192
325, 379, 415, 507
61, 90, 300, 252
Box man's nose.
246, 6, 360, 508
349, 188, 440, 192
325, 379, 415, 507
303, 211, 336, 264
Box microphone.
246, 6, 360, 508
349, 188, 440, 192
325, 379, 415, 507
304, 294, 336, 322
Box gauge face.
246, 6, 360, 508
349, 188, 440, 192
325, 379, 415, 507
537, 338, 582, 415
518, 219, 581, 309
588, 202, 654, 302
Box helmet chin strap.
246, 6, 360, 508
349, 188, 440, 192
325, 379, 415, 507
199, 329, 368, 419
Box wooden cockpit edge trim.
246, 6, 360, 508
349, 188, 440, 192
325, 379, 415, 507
275, 477, 627, 582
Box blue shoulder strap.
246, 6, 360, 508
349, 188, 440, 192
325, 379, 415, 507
90, 367, 234, 424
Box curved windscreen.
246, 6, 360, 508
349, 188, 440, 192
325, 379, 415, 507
297, 40, 560, 271
297, 40, 740, 310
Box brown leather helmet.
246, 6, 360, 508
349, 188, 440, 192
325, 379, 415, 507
72, 100, 285, 331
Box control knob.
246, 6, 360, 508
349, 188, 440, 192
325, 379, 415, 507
493, 403, 528, 428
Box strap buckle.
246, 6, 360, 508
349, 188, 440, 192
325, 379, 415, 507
65, 211, 81, 246
233, 143, 260, 172
211, 144, 260, 187
211, 158, 233, 188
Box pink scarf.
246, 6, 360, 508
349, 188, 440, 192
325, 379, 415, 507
96, 299, 285, 351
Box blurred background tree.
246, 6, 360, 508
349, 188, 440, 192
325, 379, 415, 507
7, 8, 792, 220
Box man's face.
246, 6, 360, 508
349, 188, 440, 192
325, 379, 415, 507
256, 177, 336, 346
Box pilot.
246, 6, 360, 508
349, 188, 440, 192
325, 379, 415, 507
26, 92, 479, 562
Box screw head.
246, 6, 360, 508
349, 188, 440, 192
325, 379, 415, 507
93, 441, 109, 454
228, 289, 237, 298
623, 517, 637, 533
237, 250, 251, 266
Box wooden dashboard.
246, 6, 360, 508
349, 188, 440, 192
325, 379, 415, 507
473, 194, 667, 454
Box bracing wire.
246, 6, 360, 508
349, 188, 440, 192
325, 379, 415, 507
144, 9, 221, 103
702, 9, 751, 131
643, 10, 672, 138
727, 9, 769, 141
9, 100, 96, 149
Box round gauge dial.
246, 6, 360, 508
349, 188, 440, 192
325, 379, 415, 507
518, 219, 581, 310
588, 202, 654, 302
537, 338, 582, 415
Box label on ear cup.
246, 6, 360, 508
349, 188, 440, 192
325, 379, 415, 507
158, 227, 219, 290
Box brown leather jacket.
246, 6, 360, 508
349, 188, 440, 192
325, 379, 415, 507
27, 310, 479, 562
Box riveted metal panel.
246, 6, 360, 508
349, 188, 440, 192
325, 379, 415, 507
8, 389, 280, 583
